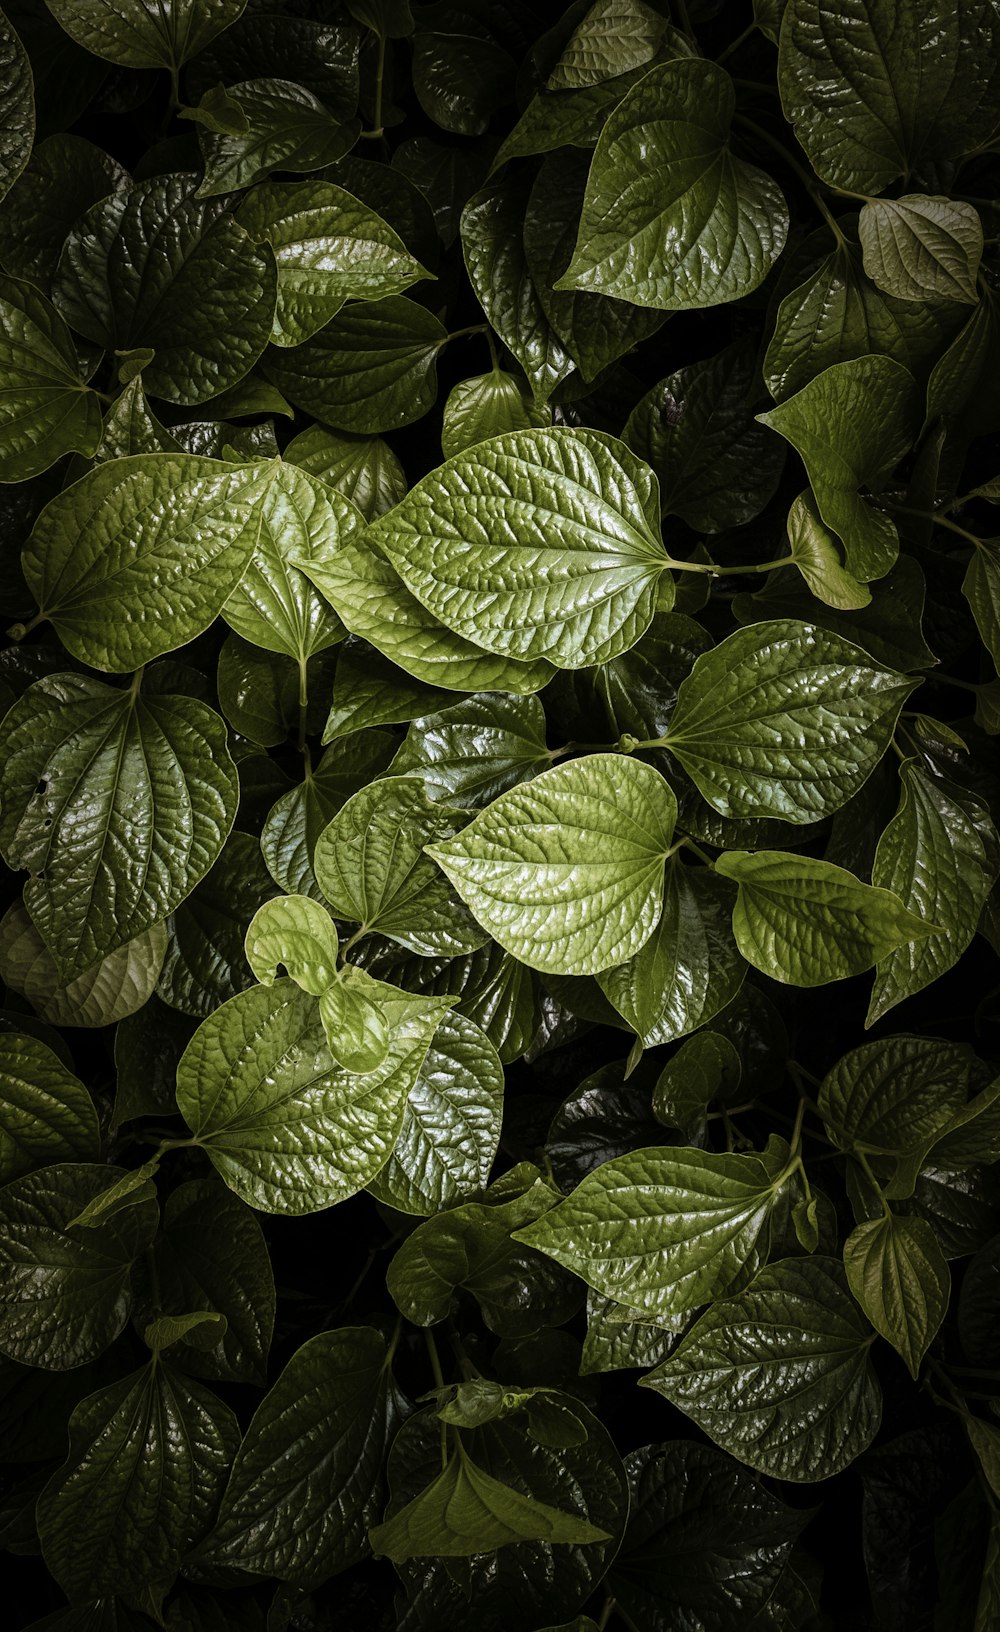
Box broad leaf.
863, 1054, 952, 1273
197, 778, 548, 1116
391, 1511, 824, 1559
664, 619, 915, 823
714, 850, 932, 986
0, 275, 101, 482
199, 1327, 399, 1586
844, 1214, 949, 1377
44, 0, 248, 70
652, 1033, 742, 1141
758, 356, 918, 580
236, 180, 431, 347
0, 673, 238, 979
174, 979, 452, 1213
36, 1359, 239, 1602
515, 1140, 793, 1318
0, 903, 167, 1029
0, 1162, 158, 1369
0, 1034, 99, 1184
196, 78, 360, 197
366, 427, 670, 668
367, 938, 538, 1065
0, 132, 126, 294
580, 1290, 681, 1376
441, 369, 543, 459
785, 489, 872, 610
389, 691, 551, 807
546, 0, 670, 90
818, 1034, 973, 1163
859, 196, 982, 304
964, 542, 1000, 673
427, 755, 677, 976
559, 58, 788, 309
285, 424, 405, 522
0, 8, 32, 208
260, 732, 397, 900
644, 1256, 881, 1481
156, 830, 276, 1020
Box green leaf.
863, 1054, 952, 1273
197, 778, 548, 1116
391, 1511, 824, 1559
715, 850, 933, 987
135, 1179, 274, 1385
260, 731, 397, 900
0, 673, 238, 979
36, 1358, 239, 1603
609, 1441, 808, 1632
65, 1161, 158, 1230
644, 1256, 881, 1481
54, 175, 278, 407
624, 340, 785, 532
0, 902, 167, 1029
963, 542, 1000, 673
22, 455, 278, 672
0, 1034, 99, 1184
818, 1034, 973, 1163
198, 1327, 399, 1586
369, 1437, 610, 1560
664, 619, 915, 823
324, 640, 452, 742
859, 196, 982, 305
44, 0, 248, 70
368, 1008, 504, 1214
515, 1141, 792, 1318
547, 0, 670, 89
868, 766, 1000, 1022
196, 77, 359, 197
367, 428, 669, 667
262, 295, 446, 434
314, 775, 488, 956
236, 180, 432, 348
758, 356, 917, 580
389, 691, 552, 807
0, 8, 33, 208
365, 938, 538, 1065
0, 274, 101, 481
93, 377, 182, 463
175, 979, 452, 1213
546, 608, 711, 748
778, 0, 1000, 193
412, 23, 516, 139
156, 830, 276, 1020
844, 1214, 949, 1377
0, 133, 125, 294
143, 1311, 226, 1354
427, 755, 677, 977
558, 58, 788, 310
785, 489, 873, 610
652, 1032, 742, 1140
441, 369, 544, 459
597, 862, 747, 1046
580, 1289, 681, 1376
284, 424, 405, 522
0, 1162, 159, 1369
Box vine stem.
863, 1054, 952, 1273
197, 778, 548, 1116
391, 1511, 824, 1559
889, 504, 986, 550
733, 113, 849, 247
296, 655, 309, 754
718, 23, 757, 64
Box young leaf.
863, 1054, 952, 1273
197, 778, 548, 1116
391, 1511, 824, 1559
0, 9, 33, 208
514, 1141, 792, 1318
785, 489, 873, 610
368, 427, 668, 667
664, 620, 915, 823
644, 1256, 882, 1481
0, 674, 238, 979
0, 1033, 100, 1184
260, 731, 397, 900
859, 196, 983, 305
44, 0, 249, 70
715, 850, 933, 986
441, 370, 543, 459
426, 755, 677, 977
843, 1214, 949, 1377
558, 58, 788, 309
0, 275, 101, 481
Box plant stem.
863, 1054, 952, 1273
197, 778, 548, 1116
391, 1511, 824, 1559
734, 113, 849, 246
296, 655, 309, 754
424, 1327, 446, 1389
718, 22, 756, 63
361, 30, 387, 139
889, 504, 985, 550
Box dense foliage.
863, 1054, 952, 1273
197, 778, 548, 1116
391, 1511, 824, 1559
1, 0, 1000, 1627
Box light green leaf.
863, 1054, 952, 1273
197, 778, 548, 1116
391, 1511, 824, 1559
643, 1256, 881, 1481
369, 1438, 610, 1560
366, 938, 538, 1065
197, 77, 359, 197
785, 489, 873, 609
757, 356, 918, 580
778, 0, 1000, 194
859, 196, 982, 304
315, 775, 487, 956
844, 1214, 949, 1377
284, 424, 405, 522
869, 766, 1000, 1022
368, 1009, 504, 1215
43, 0, 248, 70
0, 673, 238, 979
66, 1162, 158, 1229
0, 1033, 99, 1184
715, 850, 933, 987
664, 619, 915, 823
0, 902, 167, 1029
427, 755, 676, 977
198, 1326, 399, 1587
963, 542, 1000, 673
366, 428, 669, 668
260, 732, 397, 900
652, 1033, 742, 1141
175, 979, 452, 1213
36, 1359, 239, 1603
323, 640, 452, 742
558, 58, 788, 310
0, 274, 101, 482
220, 462, 351, 661
22, 454, 278, 672
547, 0, 669, 89
262, 295, 446, 434
597, 862, 746, 1047
441, 370, 544, 459
389, 692, 552, 807
623, 340, 785, 532
0, 1162, 159, 1369
156, 829, 276, 1020
0, 8, 32, 208
515, 1141, 792, 1319
236, 180, 432, 347
292, 525, 554, 694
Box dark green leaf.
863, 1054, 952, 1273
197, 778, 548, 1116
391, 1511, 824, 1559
859, 196, 982, 304
260, 731, 397, 899
44, 0, 248, 70
0, 274, 101, 481
389, 691, 551, 807
157, 830, 276, 1019
284, 424, 406, 522
844, 1213, 949, 1377
196, 78, 360, 197
0, 902, 167, 1029
0, 1033, 99, 1184
0, 7, 33, 208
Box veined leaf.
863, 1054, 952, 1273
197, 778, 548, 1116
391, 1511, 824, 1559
0, 132, 126, 294
963, 542, 1000, 673
0, 274, 101, 482
859, 196, 982, 305
441, 369, 544, 459
388, 691, 552, 807
0, 9, 33, 209
427, 754, 677, 977
0, 1034, 99, 1184
547, 0, 670, 90
155, 829, 276, 1021
652, 1033, 742, 1141
844, 1214, 949, 1377
0, 903, 167, 1029
285, 423, 406, 522
197, 77, 360, 197
818, 1034, 973, 1162
43, 0, 249, 70
785, 489, 873, 610
260, 732, 397, 901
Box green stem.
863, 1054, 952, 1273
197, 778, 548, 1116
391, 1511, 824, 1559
439, 323, 490, 348
717, 22, 756, 63
6, 610, 45, 642
424, 1327, 446, 1390
890, 504, 985, 550
486, 327, 501, 373
733, 113, 849, 246
596, 1596, 617, 1632
129, 665, 145, 701
296, 655, 309, 754
680, 836, 716, 867
672, 0, 696, 42
361, 29, 387, 139
929, 672, 980, 693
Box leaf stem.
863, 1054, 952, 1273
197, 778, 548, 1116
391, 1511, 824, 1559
361, 29, 387, 139
733, 113, 848, 246
680, 836, 716, 867
296, 655, 309, 754
718, 23, 758, 63
889, 504, 985, 550
442, 323, 490, 347
424, 1327, 446, 1389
